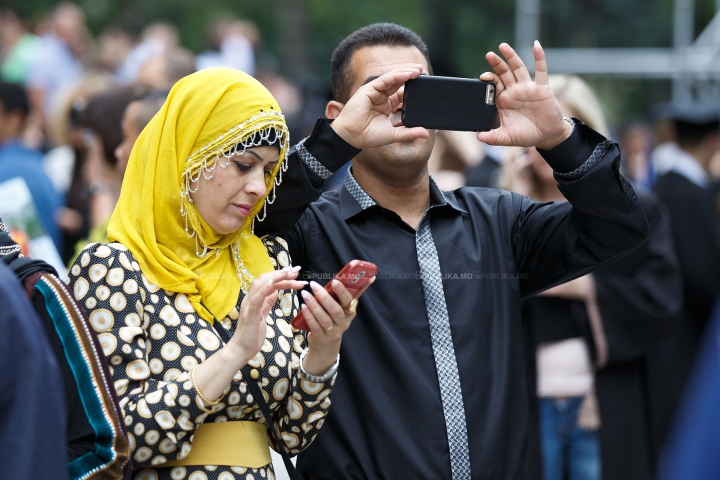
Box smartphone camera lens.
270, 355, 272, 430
485, 85, 495, 105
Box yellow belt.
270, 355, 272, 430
164, 421, 271, 468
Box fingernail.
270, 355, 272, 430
301, 290, 312, 301
310, 281, 321, 292
534, 40, 541, 47
291, 265, 301, 271
296, 281, 308, 285
300, 303, 308, 310
267, 279, 274, 286
332, 279, 340, 287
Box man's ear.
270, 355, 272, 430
325, 100, 345, 120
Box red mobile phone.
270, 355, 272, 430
290, 260, 378, 331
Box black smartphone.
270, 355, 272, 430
401, 76, 496, 132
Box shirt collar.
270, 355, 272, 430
669, 148, 709, 188
339, 168, 468, 220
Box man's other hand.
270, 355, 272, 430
330, 67, 430, 149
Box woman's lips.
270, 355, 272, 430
234, 204, 252, 216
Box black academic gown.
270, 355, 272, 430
523, 194, 682, 480
647, 171, 720, 458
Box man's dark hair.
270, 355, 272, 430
0, 81, 30, 118
674, 119, 720, 149
331, 23, 432, 103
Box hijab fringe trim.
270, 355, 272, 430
178, 112, 290, 291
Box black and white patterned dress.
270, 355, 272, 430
68, 236, 335, 480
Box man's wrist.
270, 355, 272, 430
536, 117, 574, 151
329, 117, 357, 149
538, 118, 605, 174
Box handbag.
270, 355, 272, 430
200, 303, 302, 480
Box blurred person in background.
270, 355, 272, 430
427, 130, 485, 190
115, 21, 179, 85
619, 121, 655, 192
649, 117, 679, 178
0, 81, 62, 248
68, 85, 146, 263
197, 19, 258, 75
26, 2, 91, 124
136, 48, 196, 90
45, 74, 114, 262
500, 74, 682, 480
0, 216, 131, 478
464, 145, 504, 188
114, 89, 168, 176
646, 103, 720, 462
98, 26, 136, 76
255, 65, 310, 145
0, 9, 40, 85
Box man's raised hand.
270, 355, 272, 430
331, 67, 430, 149
477, 42, 572, 150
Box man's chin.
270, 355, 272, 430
380, 134, 431, 152
384, 138, 433, 162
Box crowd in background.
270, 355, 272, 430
0, 2, 323, 267
1, 3, 720, 480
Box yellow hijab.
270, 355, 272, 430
108, 68, 289, 323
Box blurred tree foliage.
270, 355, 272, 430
5, 0, 719, 128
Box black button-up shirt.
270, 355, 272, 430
257, 119, 648, 479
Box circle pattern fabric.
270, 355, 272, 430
69, 237, 335, 480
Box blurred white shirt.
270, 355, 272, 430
536, 337, 594, 398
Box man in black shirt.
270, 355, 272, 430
257, 23, 648, 479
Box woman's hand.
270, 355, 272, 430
330, 68, 430, 148
477, 42, 572, 150
227, 266, 307, 365
299, 277, 376, 375
193, 266, 307, 403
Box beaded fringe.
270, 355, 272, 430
178, 110, 290, 290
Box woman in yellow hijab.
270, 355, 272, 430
67, 64, 425, 480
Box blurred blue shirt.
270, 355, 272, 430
0, 139, 62, 248
26, 34, 83, 116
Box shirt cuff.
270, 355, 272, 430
292, 118, 361, 180
537, 118, 606, 173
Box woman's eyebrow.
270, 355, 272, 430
244, 150, 278, 164
244, 150, 265, 162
